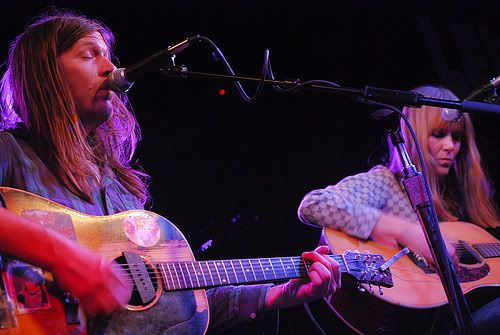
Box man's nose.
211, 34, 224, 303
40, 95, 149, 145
100, 57, 117, 77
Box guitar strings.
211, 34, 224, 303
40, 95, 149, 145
106, 261, 315, 288
102, 256, 390, 290
106, 258, 329, 283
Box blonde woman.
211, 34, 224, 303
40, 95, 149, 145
298, 85, 500, 334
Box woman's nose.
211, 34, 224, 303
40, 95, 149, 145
442, 135, 455, 151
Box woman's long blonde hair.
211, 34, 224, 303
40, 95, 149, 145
388, 85, 499, 228
0, 10, 149, 204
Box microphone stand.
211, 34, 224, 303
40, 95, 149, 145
389, 128, 474, 334
163, 65, 500, 116
163, 65, 500, 334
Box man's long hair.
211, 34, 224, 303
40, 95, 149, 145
387, 85, 499, 228
0, 10, 149, 204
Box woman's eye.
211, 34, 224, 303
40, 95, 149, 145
452, 132, 462, 141
431, 131, 445, 138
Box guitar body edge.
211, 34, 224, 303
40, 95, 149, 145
324, 223, 500, 334
0, 187, 210, 335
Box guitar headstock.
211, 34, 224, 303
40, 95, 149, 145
343, 250, 393, 288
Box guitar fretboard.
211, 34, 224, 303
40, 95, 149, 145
473, 243, 500, 258
157, 255, 346, 291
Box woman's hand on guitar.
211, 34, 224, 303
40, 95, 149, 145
264, 245, 341, 310
372, 213, 458, 269
399, 223, 458, 269
49, 236, 132, 316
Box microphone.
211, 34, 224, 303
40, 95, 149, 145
465, 76, 500, 101
442, 76, 500, 121
107, 35, 200, 93
441, 108, 462, 122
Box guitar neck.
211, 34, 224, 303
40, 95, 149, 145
157, 255, 346, 291
473, 242, 500, 258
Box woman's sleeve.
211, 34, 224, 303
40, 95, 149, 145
298, 166, 397, 239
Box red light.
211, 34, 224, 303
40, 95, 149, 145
218, 89, 226, 96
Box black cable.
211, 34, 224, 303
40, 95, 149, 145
196, 36, 270, 102
195, 36, 341, 101
303, 303, 328, 335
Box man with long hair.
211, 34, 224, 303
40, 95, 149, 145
298, 85, 500, 334
0, 10, 341, 333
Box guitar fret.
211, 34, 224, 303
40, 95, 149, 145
331, 255, 347, 272
197, 262, 207, 287
271, 258, 285, 279
230, 260, 239, 284
282, 258, 296, 278
167, 263, 179, 290
182, 262, 194, 289
267, 258, 277, 279
172, 263, 187, 288
256, 259, 266, 280
239, 259, 248, 282
248, 259, 258, 281
302, 258, 310, 275
290, 257, 299, 277
244, 259, 256, 282
210, 261, 222, 285
278, 258, 286, 279
160, 264, 171, 290
172, 263, 184, 289
191, 262, 201, 288
220, 261, 229, 284
262, 258, 276, 279
201, 261, 213, 286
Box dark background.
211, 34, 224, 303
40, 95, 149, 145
2, 1, 500, 333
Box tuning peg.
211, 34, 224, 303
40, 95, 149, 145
368, 283, 373, 294
378, 286, 383, 296
357, 283, 366, 293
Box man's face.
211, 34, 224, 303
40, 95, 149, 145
58, 31, 116, 132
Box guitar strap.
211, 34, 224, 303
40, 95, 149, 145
0, 191, 19, 329
0, 192, 6, 272
0, 191, 6, 271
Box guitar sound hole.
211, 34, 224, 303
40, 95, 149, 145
114, 254, 160, 309
456, 241, 482, 265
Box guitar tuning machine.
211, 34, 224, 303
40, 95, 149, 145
357, 283, 366, 293
353, 250, 361, 260
378, 285, 383, 296
368, 283, 374, 294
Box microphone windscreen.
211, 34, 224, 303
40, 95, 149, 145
441, 108, 461, 121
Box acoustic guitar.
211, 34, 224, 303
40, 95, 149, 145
323, 223, 500, 334
0, 187, 393, 335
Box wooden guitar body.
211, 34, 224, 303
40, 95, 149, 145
324, 222, 500, 334
0, 187, 208, 335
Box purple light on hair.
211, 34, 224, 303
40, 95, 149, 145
0, 69, 22, 131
